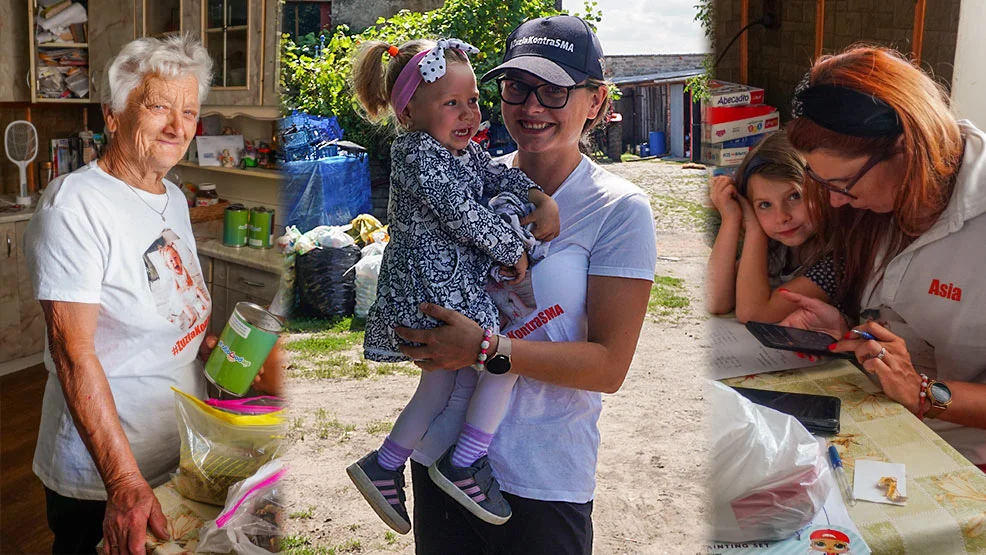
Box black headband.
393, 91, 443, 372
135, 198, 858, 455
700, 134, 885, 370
737, 154, 769, 197
792, 82, 903, 137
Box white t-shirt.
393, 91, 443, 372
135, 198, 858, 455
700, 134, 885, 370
25, 161, 210, 500
412, 154, 658, 503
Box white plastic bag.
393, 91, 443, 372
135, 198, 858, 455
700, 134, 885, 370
196, 460, 286, 555
709, 381, 832, 542
354, 242, 386, 318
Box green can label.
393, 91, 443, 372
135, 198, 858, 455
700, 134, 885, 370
205, 302, 282, 396
224, 205, 250, 248
248, 207, 274, 249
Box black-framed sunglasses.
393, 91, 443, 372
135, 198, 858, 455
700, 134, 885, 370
805, 148, 893, 200
496, 77, 593, 109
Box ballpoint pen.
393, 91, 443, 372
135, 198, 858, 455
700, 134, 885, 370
828, 445, 856, 506
850, 329, 877, 341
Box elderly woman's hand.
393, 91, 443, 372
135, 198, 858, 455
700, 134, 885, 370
102, 475, 169, 555
395, 303, 486, 371
777, 289, 849, 340
830, 321, 925, 415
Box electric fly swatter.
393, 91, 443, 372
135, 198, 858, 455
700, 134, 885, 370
4, 120, 39, 206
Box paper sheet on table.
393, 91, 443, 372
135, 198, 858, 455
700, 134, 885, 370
853, 460, 907, 506
706, 318, 825, 380
706, 460, 871, 554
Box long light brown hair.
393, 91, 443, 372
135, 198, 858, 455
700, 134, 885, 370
786, 45, 963, 316
351, 39, 471, 125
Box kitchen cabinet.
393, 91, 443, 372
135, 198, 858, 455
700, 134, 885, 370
1, 0, 31, 101
183, 0, 279, 106
0, 220, 46, 365
199, 254, 279, 336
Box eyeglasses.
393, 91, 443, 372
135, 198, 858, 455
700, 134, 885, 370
805, 148, 892, 200
497, 78, 593, 109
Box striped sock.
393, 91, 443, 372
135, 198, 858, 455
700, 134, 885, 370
377, 436, 413, 471
451, 423, 495, 468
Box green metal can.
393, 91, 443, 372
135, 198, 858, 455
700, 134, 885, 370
223, 204, 250, 248
204, 302, 283, 396
248, 207, 275, 249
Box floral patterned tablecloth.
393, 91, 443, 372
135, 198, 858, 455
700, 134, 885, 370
722, 360, 986, 555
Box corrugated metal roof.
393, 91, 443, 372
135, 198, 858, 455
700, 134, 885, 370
610, 68, 704, 86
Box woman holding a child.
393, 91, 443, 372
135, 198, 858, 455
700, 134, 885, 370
390, 15, 658, 554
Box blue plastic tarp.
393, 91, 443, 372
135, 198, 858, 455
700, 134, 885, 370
282, 154, 372, 232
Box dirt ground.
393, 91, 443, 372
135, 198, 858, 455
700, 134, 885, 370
280, 159, 713, 555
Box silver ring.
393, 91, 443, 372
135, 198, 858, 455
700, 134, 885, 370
876, 347, 887, 360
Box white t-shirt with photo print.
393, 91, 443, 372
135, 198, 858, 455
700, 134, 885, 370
25, 161, 211, 500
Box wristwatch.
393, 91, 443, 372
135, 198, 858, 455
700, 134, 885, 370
923, 380, 953, 419
486, 335, 512, 375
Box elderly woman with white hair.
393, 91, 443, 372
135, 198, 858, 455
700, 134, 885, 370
23, 35, 235, 555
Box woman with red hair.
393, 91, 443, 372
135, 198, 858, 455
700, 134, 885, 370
780, 45, 986, 471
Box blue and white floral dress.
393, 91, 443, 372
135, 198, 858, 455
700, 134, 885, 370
363, 131, 539, 362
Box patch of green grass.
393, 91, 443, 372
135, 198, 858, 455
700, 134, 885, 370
289, 505, 316, 519
365, 420, 394, 435
650, 194, 717, 232
313, 409, 356, 441
284, 332, 363, 355
284, 315, 366, 333
384, 531, 398, 545
621, 152, 641, 162
335, 539, 362, 552
283, 535, 339, 555
291, 355, 421, 381
348, 523, 360, 532
648, 274, 691, 322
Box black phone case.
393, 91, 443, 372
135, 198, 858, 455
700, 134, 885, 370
731, 386, 842, 435
745, 321, 856, 361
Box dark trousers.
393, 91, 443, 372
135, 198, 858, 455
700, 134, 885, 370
45, 486, 107, 555
411, 461, 593, 555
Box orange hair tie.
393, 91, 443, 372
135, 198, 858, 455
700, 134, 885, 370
387, 45, 400, 57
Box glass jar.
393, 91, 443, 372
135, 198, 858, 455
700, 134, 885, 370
195, 183, 219, 207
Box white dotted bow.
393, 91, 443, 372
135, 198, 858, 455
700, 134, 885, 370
417, 39, 479, 83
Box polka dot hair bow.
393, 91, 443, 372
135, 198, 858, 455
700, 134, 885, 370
391, 38, 480, 115
417, 39, 480, 83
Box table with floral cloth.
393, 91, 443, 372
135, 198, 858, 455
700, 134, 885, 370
722, 359, 986, 555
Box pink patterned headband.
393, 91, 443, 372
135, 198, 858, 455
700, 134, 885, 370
390, 38, 479, 116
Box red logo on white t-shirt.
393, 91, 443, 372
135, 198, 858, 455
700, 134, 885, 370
928, 279, 962, 301
506, 304, 565, 339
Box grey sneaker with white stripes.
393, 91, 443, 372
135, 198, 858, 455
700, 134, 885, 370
428, 445, 512, 525
346, 450, 411, 534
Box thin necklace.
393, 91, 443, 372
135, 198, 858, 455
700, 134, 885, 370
124, 182, 169, 222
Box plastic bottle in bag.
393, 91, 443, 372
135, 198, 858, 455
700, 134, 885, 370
354, 242, 386, 318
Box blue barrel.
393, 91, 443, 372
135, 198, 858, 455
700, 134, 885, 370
649, 131, 666, 156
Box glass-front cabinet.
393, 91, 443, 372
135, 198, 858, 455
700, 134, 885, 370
185, 0, 264, 105
142, 0, 183, 38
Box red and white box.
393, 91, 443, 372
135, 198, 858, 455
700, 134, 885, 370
701, 143, 750, 167
703, 103, 778, 125
706, 80, 765, 108
702, 111, 780, 144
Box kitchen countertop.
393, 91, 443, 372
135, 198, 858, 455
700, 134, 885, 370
0, 196, 39, 224
195, 235, 285, 274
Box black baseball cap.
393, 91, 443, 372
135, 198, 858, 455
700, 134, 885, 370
481, 15, 605, 87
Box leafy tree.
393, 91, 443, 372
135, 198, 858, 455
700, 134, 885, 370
281, 0, 610, 158
685, 0, 715, 101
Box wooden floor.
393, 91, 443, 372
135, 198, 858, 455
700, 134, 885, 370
1, 363, 53, 554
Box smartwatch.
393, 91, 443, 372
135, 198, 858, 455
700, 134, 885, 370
486, 335, 512, 375
923, 380, 953, 419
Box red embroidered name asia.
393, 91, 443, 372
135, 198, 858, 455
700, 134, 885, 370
928, 279, 962, 301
